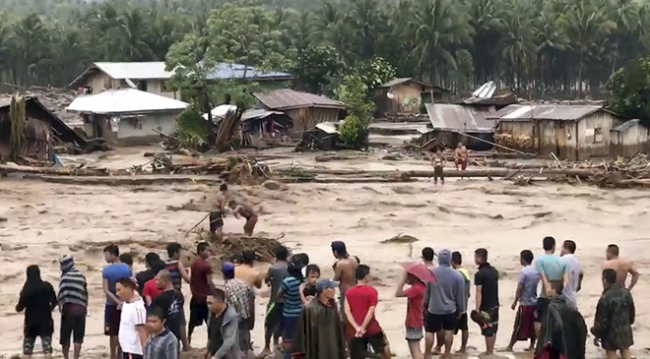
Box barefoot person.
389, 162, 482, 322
17, 265, 58, 359
102, 245, 132, 359
188, 242, 215, 344
603, 244, 640, 291
451, 252, 470, 354
506, 250, 539, 352
235, 250, 263, 289
431, 148, 445, 185
534, 236, 566, 339
454, 143, 468, 173
258, 246, 290, 358
209, 184, 230, 243
58, 256, 88, 359
165, 243, 191, 351
473, 248, 500, 356
331, 241, 358, 312
228, 200, 258, 236
592, 268, 636, 359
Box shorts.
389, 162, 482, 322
189, 297, 210, 327
535, 297, 549, 323
405, 326, 423, 342
23, 336, 52, 355
60, 311, 86, 345
479, 307, 499, 337
513, 305, 536, 341
209, 211, 224, 231
104, 305, 121, 336
265, 302, 283, 339
456, 158, 468, 170
433, 166, 444, 178
349, 331, 388, 359
424, 312, 457, 333
338, 294, 346, 313
122, 353, 143, 359
282, 315, 299, 340
454, 313, 468, 334
238, 319, 252, 351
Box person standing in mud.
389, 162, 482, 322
136, 253, 161, 293
603, 244, 640, 291
506, 250, 539, 352
560, 240, 583, 309
209, 184, 230, 243
58, 255, 88, 359
331, 241, 358, 312
454, 143, 469, 173
228, 200, 258, 236
17, 265, 58, 359
222, 262, 255, 358
534, 236, 566, 339
152, 270, 185, 343
451, 252, 470, 354
102, 245, 132, 359
473, 248, 500, 356
188, 242, 215, 344
431, 147, 446, 185
165, 243, 191, 351
259, 246, 290, 358
592, 268, 636, 359
115, 278, 148, 359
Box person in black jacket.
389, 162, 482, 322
16, 265, 58, 359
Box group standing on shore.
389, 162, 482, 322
14, 234, 640, 359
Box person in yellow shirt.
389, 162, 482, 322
451, 252, 470, 354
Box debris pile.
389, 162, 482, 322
495, 133, 534, 152
546, 154, 650, 188
22, 86, 78, 124
191, 232, 286, 263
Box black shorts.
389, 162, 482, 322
189, 297, 210, 327
104, 305, 120, 336
349, 331, 388, 359
122, 353, 143, 359
425, 312, 457, 333
265, 302, 283, 338
454, 313, 468, 334
60, 311, 86, 345
209, 211, 223, 231
434, 166, 444, 178
480, 307, 499, 337
535, 297, 549, 323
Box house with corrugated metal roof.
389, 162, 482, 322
489, 104, 625, 160
252, 89, 345, 134
67, 88, 188, 146
423, 103, 497, 151
374, 78, 449, 115
67, 62, 294, 100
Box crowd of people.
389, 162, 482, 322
14, 235, 640, 359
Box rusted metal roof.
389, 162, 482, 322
488, 104, 617, 121
379, 78, 449, 92
425, 104, 495, 133
253, 89, 344, 111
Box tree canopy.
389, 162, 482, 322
0, 0, 648, 98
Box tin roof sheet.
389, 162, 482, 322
253, 89, 344, 111
67, 88, 188, 114
488, 104, 614, 121
425, 104, 495, 133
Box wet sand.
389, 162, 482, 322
1, 150, 649, 359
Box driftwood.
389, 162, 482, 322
278, 167, 598, 178
0, 164, 110, 176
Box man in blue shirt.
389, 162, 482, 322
533, 237, 566, 339
102, 245, 132, 359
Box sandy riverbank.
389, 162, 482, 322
1, 150, 649, 359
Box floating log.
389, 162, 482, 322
31, 175, 224, 186
279, 167, 601, 178
0, 164, 110, 176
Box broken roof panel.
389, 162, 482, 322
488, 104, 616, 121
611, 119, 640, 132
379, 77, 449, 92
425, 104, 495, 133
94, 62, 173, 80
315, 121, 340, 134
368, 122, 431, 134
253, 89, 345, 111
206, 63, 293, 81
67, 89, 188, 115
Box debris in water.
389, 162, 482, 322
381, 233, 420, 244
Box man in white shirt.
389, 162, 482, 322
115, 278, 148, 359
560, 240, 583, 309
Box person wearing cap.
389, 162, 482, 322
222, 263, 254, 358
331, 241, 358, 312
289, 278, 346, 359
59, 255, 88, 359
345, 265, 391, 359
396, 263, 433, 359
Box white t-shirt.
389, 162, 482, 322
561, 254, 581, 309
118, 297, 147, 355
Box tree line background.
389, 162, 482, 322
0, 0, 647, 98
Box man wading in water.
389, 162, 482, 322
228, 200, 258, 236
431, 148, 445, 185
210, 184, 230, 243
331, 241, 358, 312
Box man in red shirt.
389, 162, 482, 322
142, 261, 166, 306
344, 265, 391, 359
188, 242, 215, 344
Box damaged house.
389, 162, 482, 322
375, 78, 449, 115
489, 104, 625, 160
0, 96, 86, 162
424, 104, 496, 151
203, 105, 292, 148
67, 88, 188, 146
253, 89, 345, 134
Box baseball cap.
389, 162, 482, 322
315, 278, 339, 292
330, 241, 347, 252
221, 262, 235, 274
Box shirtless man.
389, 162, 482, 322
331, 241, 358, 313
209, 184, 230, 243
228, 200, 258, 236
234, 250, 263, 289
431, 148, 446, 185
603, 244, 640, 291
454, 143, 469, 173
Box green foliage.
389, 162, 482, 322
293, 44, 342, 94
354, 57, 396, 91
606, 59, 650, 124
174, 107, 209, 151
335, 74, 375, 147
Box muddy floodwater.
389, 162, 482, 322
1, 149, 649, 359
